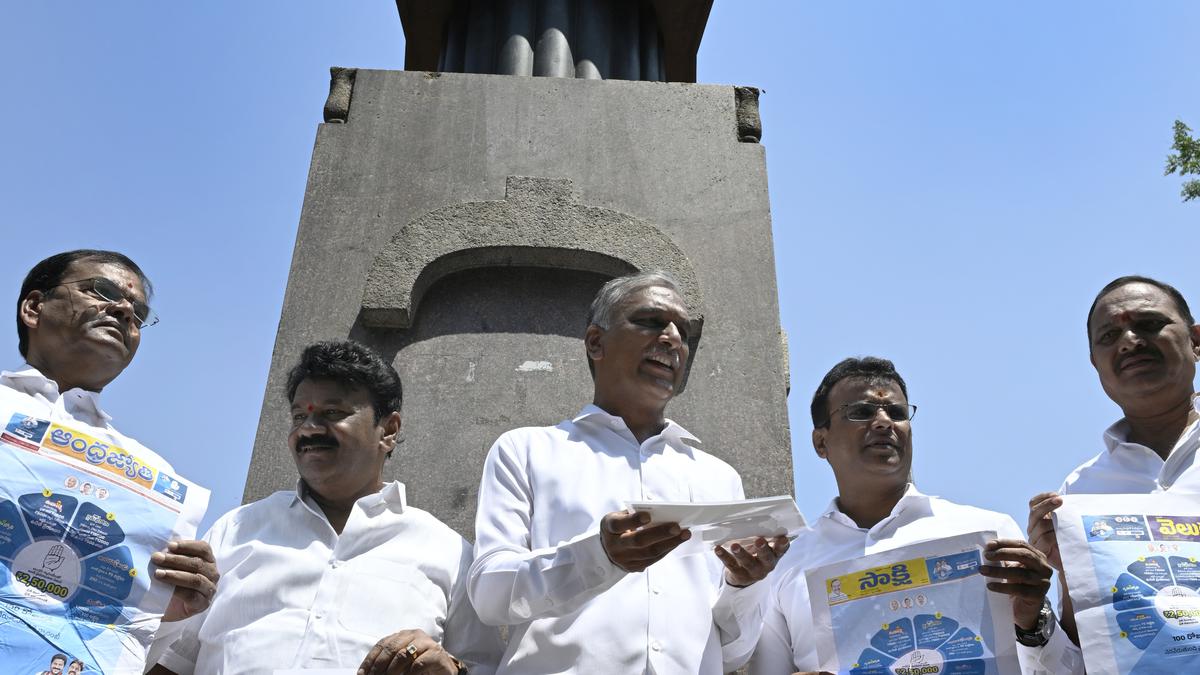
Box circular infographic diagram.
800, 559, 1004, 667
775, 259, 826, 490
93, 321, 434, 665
850, 613, 987, 675
1111, 554, 1200, 650
0, 489, 144, 637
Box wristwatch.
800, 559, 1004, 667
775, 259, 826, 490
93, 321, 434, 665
1014, 597, 1056, 647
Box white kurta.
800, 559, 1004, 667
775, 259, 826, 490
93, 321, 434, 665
469, 404, 766, 674
749, 485, 1084, 675
156, 481, 502, 675
1060, 396, 1200, 495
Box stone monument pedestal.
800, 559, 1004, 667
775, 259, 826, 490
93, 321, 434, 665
244, 69, 792, 537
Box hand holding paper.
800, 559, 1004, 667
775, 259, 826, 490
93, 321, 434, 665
600, 510, 692, 573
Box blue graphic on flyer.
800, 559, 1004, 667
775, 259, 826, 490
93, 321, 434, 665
0, 411, 187, 674
824, 549, 1002, 674
1082, 513, 1200, 672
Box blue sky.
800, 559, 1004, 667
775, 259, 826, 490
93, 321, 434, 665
2, 1, 1197, 533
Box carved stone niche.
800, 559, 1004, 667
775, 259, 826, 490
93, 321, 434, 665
353, 175, 704, 534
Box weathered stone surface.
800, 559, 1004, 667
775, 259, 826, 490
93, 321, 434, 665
245, 70, 792, 537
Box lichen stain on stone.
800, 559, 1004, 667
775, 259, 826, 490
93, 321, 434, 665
515, 360, 554, 372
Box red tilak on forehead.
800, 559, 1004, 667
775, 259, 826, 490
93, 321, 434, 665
306, 404, 314, 412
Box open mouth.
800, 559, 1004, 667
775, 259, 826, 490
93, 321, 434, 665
644, 351, 678, 377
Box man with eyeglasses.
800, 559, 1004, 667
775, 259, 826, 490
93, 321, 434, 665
5, 250, 219, 664
1027, 275, 1200, 646
749, 357, 1083, 675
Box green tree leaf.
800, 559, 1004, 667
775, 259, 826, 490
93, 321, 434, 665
1165, 119, 1200, 202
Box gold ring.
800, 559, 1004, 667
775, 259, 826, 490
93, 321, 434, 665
405, 643, 418, 658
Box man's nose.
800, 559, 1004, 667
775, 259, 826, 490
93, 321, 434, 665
1117, 329, 1147, 352
870, 408, 894, 428
293, 413, 328, 433
104, 296, 138, 324
660, 321, 684, 348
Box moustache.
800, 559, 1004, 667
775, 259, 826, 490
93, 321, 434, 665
295, 435, 339, 452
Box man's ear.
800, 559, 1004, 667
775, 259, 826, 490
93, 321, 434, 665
812, 427, 828, 459
18, 291, 44, 332
584, 324, 605, 363
1190, 324, 1200, 361
379, 411, 402, 454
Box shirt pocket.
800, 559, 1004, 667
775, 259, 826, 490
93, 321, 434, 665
336, 558, 448, 640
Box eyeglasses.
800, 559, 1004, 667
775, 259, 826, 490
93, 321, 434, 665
827, 401, 917, 425
54, 277, 159, 328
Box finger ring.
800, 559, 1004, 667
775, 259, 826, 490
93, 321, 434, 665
405, 643, 418, 658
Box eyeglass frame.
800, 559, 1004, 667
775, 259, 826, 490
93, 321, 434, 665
50, 277, 159, 329
823, 401, 917, 427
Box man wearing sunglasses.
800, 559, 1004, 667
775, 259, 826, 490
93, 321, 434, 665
5, 250, 219, 662
749, 357, 1083, 675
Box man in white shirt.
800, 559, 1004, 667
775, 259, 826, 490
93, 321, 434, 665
750, 357, 1083, 675
469, 271, 790, 674
7, 250, 220, 656
1028, 275, 1200, 645
151, 340, 501, 675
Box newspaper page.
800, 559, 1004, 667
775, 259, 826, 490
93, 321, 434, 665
0, 395, 209, 674
1055, 493, 1200, 674
806, 531, 1021, 675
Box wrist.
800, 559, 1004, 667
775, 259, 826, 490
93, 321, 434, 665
1014, 597, 1055, 647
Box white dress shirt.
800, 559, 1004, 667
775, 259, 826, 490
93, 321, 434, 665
468, 404, 766, 674
0, 364, 173, 473
157, 481, 502, 675
1060, 395, 1200, 495
749, 484, 1084, 675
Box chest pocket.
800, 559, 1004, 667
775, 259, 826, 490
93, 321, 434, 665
336, 558, 448, 640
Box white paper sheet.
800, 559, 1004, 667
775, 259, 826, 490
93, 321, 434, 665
625, 495, 805, 556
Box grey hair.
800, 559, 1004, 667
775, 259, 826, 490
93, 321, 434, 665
586, 270, 683, 329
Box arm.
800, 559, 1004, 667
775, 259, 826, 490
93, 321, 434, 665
746, 574, 799, 675
442, 541, 505, 675
1027, 492, 1081, 646
988, 515, 1085, 675
148, 613, 203, 675
466, 436, 627, 625
708, 471, 790, 671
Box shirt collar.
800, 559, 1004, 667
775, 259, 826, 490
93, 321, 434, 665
572, 403, 701, 446
1102, 394, 1200, 454
821, 483, 930, 530
290, 479, 408, 514
1, 363, 112, 424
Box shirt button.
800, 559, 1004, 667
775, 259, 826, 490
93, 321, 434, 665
651, 586, 661, 595
314, 612, 323, 619
650, 641, 662, 652
330, 560, 339, 568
